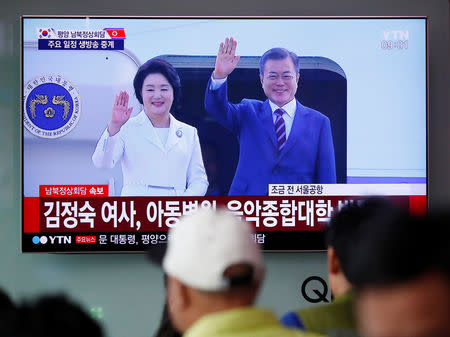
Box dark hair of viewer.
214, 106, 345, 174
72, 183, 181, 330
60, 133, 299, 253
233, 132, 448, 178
5, 294, 103, 337
349, 209, 450, 288
325, 197, 400, 283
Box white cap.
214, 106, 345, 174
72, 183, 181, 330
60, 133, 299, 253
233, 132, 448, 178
162, 208, 264, 291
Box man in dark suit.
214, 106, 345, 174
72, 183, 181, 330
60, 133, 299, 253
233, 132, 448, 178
204, 37, 336, 196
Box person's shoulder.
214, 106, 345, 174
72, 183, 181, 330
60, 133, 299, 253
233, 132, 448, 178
282, 327, 325, 337
171, 116, 198, 137
290, 302, 336, 331
295, 294, 356, 332
298, 333, 326, 337
296, 302, 330, 317
239, 98, 267, 112
280, 310, 305, 330
241, 98, 265, 105
297, 102, 329, 122
172, 117, 195, 130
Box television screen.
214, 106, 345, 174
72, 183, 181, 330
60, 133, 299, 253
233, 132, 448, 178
22, 16, 427, 252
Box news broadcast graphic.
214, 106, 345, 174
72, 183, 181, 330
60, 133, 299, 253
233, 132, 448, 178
37, 27, 125, 50
22, 17, 427, 252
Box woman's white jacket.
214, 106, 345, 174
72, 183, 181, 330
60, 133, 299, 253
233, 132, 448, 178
92, 111, 208, 196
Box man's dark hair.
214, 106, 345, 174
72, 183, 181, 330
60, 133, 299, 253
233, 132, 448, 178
325, 197, 400, 283
5, 294, 103, 337
259, 48, 300, 75
349, 209, 450, 289
133, 58, 182, 111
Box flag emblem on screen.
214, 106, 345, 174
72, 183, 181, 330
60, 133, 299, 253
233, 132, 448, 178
103, 28, 126, 39
23, 75, 81, 139
37, 28, 55, 39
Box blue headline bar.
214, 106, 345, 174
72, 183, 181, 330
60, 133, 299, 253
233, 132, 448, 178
38, 39, 124, 50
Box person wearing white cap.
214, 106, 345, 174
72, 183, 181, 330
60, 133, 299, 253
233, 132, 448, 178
150, 208, 324, 337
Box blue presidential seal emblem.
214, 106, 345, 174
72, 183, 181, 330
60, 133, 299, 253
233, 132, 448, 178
23, 75, 81, 138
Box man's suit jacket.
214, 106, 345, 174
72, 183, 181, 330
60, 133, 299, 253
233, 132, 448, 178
92, 111, 208, 196
204, 79, 336, 196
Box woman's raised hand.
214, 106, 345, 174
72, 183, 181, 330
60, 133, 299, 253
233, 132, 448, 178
108, 91, 133, 136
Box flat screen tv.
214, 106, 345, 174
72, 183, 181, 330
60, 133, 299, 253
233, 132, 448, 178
22, 16, 427, 252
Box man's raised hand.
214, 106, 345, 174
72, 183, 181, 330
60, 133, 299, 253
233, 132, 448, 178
213, 37, 241, 79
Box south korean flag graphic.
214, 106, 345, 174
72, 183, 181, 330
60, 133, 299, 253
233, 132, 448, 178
37, 28, 55, 39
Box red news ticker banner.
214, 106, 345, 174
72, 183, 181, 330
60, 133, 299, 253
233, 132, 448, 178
39, 185, 109, 197
23, 194, 426, 234
25, 184, 109, 232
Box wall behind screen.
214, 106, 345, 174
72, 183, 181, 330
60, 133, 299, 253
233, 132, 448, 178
0, 1, 448, 337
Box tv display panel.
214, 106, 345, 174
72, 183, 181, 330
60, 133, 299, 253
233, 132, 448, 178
22, 16, 427, 252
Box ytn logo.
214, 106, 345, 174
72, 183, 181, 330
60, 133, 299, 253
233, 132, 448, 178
383, 30, 409, 40
32, 236, 71, 244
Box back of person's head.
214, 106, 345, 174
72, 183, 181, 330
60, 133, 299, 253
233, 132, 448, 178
351, 210, 450, 337
162, 208, 264, 293
152, 208, 264, 333
6, 294, 103, 337
350, 210, 449, 288
326, 197, 400, 283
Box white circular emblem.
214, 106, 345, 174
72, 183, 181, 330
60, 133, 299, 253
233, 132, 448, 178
176, 129, 183, 138
23, 75, 81, 139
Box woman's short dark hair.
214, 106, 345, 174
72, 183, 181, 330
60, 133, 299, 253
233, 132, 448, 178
133, 58, 182, 111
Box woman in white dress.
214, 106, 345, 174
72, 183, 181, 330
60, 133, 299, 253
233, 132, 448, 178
92, 58, 208, 196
